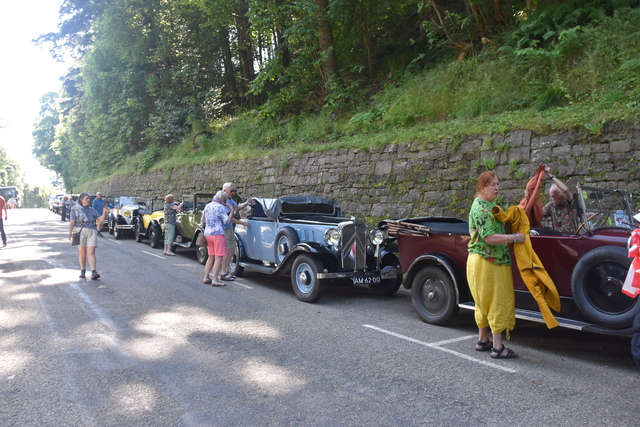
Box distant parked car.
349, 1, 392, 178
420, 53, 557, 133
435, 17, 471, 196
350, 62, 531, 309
380, 184, 639, 335
134, 197, 166, 248
229, 195, 402, 303
49, 194, 63, 212
52, 195, 65, 215
174, 193, 212, 264
108, 197, 148, 239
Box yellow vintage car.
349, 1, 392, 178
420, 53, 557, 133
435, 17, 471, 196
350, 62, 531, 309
134, 198, 166, 248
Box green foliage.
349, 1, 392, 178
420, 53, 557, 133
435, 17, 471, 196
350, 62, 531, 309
482, 158, 496, 170
32, 1, 640, 189
508, 159, 526, 179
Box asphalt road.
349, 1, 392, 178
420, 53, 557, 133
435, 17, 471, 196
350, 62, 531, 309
1, 209, 639, 426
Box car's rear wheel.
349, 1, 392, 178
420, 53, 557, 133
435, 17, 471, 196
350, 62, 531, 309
135, 220, 144, 242
291, 254, 326, 303
149, 225, 162, 249
411, 266, 459, 325
571, 245, 637, 329
369, 255, 403, 296
275, 227, 299, 264
196, 235, 207, 265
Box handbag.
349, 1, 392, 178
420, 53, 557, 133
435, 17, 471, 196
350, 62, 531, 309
71, 225, 84, 246
196, 232, 206, 247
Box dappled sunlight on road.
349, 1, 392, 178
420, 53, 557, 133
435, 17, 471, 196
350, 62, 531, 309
109, 382, 160, 417
0, 348, 31, 377
129, 306, 283, 361
239, 357, 308, 395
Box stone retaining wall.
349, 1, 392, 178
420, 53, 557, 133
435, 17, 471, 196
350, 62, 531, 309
85, 122, 640, 223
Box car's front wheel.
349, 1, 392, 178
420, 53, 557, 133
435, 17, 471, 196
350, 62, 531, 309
411, 266, 459, 325
135, 220, 144, 243
149, 225, 162, 249
291, 254, 326, 303
369, 255, 403, 296
113, 222, 123, 240
571, 245, 637, 329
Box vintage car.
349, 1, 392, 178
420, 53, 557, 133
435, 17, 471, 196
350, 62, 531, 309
134, 198, 166, 248
49, 194, 63, 212
108, 196, 149, 239
380, 184, 639, 335
173, 193, 212, 264
51, 195, 65, 215
228, 195, 403, 303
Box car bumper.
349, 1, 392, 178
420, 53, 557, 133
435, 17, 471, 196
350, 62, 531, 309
317, 270, 382, 283
115, 224, 135, 230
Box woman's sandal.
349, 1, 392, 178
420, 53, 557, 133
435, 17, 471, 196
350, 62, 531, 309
211, 281, 226, 287
475, 340, 493, 352
203, 277, 212, 284
491, 345, 518, 359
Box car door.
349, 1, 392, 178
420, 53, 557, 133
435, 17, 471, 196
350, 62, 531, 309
237, 200, 277, 262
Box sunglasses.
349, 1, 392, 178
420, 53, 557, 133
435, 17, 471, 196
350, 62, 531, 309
231, 190, 238, 193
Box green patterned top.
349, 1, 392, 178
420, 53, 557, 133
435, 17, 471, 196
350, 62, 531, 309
468, 197, 511, 265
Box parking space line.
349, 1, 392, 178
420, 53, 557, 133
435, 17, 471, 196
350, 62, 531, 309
233, 281, 253, 289
142, 250, 164, 259
105, 239, 122, 245
363, 324, 517, 373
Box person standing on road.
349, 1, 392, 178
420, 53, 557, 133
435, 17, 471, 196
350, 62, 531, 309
61, 196, 68, 221
202, 191, 233, 286
68, 192, 108, 280
92, 192, 111, 238
467, 171, 524, 359
163, 194, 184, 256
0, 195, 7, 247
220, 182, 252, 281
542, 165, 578, 234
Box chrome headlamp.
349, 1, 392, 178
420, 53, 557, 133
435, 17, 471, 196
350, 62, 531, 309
324, 228, 340, 246
368, 229, 384, 245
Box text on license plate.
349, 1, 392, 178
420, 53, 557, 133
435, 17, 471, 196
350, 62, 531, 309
352, 276, 381, 285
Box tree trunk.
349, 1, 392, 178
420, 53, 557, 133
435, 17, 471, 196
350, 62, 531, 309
236, 1, 257, 107
316, 0, 340, 83
219, 26, 240, 111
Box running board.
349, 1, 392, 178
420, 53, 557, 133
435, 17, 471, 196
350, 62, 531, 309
458, 302, 633, 336
238, 262, 277, 275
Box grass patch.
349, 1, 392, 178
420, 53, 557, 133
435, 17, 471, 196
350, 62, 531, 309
95, 8, 640, 181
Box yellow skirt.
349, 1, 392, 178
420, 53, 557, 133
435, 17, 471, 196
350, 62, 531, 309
466, 253, 516, 337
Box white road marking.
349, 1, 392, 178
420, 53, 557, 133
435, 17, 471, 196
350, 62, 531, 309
233, 281, 253, 289
105, 239, 122, 244
142, 250, 164, 259
363, 324, 517, 373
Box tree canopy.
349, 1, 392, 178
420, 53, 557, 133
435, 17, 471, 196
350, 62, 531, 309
33, 0, 640, 190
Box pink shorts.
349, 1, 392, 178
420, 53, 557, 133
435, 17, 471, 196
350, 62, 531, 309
205, 234, 226, 256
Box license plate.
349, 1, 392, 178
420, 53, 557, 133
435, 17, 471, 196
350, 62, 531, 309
352, 276, 381, 285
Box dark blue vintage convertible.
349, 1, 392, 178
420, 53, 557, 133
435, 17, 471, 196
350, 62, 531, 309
229, 195, 402, 303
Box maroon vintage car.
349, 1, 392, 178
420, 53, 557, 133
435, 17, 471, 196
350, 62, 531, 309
381, 184, 640, 335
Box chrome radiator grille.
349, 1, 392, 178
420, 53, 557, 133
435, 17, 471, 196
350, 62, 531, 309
340, 223, 366, 271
